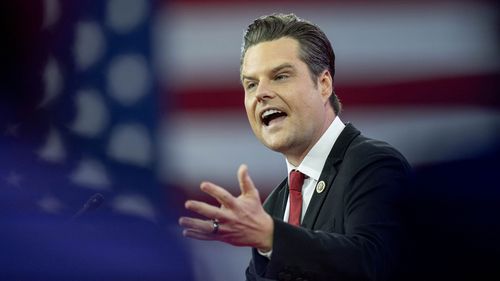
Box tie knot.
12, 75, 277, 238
289, 170, 305, 192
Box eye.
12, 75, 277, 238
275, 73, 289, 81
245, 81, 257, 91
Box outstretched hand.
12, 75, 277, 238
179, 164, 274, 251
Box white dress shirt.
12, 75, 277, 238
258, 116, 345, 258
284, 116, 345, 222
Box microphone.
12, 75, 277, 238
71, 193, 104, 221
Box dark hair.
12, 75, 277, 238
241, 13, 341, 114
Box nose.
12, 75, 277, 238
255, 81, 274, 102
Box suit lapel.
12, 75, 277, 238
301, 123, 361, 229
276, 183, 288, 219
264, 178, 288, 220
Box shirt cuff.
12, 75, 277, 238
257, 248, 273, 259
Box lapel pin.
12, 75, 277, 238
316, 181, 326, 194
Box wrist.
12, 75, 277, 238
257, 214, 274, 251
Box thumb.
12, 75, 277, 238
238, 164, 258, 197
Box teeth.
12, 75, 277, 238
261, 109, 282, 119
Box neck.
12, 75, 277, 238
286, 112, 336, 166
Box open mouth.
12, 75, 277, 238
261, 109, 287, 126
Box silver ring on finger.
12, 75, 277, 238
211, 219, 220, 234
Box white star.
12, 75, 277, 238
74, 21, 106, 70
107, 0, 149, 33
40, 56, 63, 108
37, 127, 66, 163
37, 195, 64, 214
107, 123, 152, 167
111, 194, 156, 222
69, 158, 112, 190
6, 171, 22, 187
4, 123, 20, 137
70, 89, 110, 137
42, 0, 61, 29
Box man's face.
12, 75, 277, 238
241, 37, 333, 163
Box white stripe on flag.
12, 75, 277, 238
155, 1, 499, 89
159, 107, 500, 192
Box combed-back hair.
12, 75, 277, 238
241, 13, 341, 114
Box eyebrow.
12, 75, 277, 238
241, 63, 296, 83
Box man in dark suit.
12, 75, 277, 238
179, 13, 412, 281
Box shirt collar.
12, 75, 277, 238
286, 116, 345, 181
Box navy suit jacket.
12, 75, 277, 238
246, 124, 413, 281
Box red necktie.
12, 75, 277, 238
288, 170, 305, 226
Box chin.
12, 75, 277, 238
262, 138, 289, 153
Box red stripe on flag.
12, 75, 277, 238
166, 0, 497, 5
163, 73, 500, 113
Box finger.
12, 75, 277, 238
182, 229, 216, 241
184, 200, 227, 221
200, 181, 237, 209
179, 217, 213, 233
182, 222, 230, 241
238, 164, 258, 196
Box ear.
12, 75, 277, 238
318, 70, 333, 104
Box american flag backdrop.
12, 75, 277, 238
155, 0, 500, 280
0, 0, 499, 280
157, 0, 500, 191
0, 1, 192, 280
